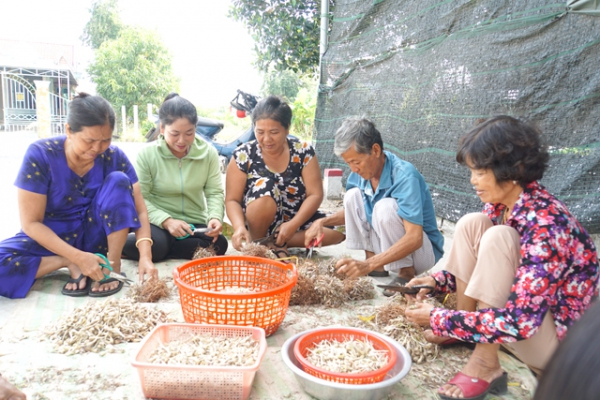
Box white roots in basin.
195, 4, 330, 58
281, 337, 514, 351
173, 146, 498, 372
149, 333, 260, 367
306, 338, 389, 374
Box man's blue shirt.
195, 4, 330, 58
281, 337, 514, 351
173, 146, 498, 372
346, 150, 444, 263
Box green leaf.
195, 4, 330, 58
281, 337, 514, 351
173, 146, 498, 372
87, 26, 180, 126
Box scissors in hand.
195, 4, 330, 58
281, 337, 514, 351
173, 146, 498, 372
253, 222, 283, 246
306, 233, 325, 259
176, 224, 214, 240
95, 253, 134, 285
376, 284, 434, 295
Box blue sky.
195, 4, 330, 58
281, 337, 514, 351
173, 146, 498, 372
0, 0, 262, 108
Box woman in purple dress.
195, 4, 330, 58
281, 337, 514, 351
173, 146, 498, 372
0, 93, 157, 299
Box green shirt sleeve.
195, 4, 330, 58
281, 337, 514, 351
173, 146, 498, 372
136, 147, 172, 226
203, 149, 225, 223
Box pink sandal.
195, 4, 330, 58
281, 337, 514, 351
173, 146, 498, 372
438, 371, 508, 400
438, 338, 475, 349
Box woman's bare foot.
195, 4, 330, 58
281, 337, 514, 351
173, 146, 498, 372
438, 350, 504, 398
423, 329, 458, 345
0, 374, 26, 400
89, 280, 120, 293
267, 243, 290, 259
89, 259, 121, 294
37, 256, 86, 292
64, 262, 86, 292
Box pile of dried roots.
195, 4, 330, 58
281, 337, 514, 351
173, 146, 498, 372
240, 242, 276, 259
192, 245, 217, 260
289, 259, 375, 307
347, 295, 442, 364
193, 242, 277, 260
127, 277, 171, 303
149, 333, 260, 366
45, 298, 169, 355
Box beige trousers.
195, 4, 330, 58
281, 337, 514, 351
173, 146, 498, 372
344, 188, 435, 274
444, 213, 559, 372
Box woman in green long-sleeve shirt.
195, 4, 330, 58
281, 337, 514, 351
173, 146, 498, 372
122, 93, 227, 261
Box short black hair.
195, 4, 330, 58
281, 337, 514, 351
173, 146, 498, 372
158, 92, 198, 127
67, 92, 115, 132
251, 95, 292, 129
456, 115, 549, 187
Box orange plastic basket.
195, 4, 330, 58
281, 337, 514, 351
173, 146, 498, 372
132, 323, 267, 400
293, 327, 397, 385
173, 255, 298, 337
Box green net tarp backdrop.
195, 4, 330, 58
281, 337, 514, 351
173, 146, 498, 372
314, 0, 600, 233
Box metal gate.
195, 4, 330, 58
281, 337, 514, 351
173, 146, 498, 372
1, 73, 37, 132
50, 92, 68, 134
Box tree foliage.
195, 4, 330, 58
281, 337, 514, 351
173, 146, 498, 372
229, 0, 333, 74
87, 27, 179, 122
261, 69, 303, 101
81, 0, 123, 49
291, 85, 318, 141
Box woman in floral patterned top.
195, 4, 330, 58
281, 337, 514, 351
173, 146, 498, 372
405, 116, 598, 400
225, 96, 345, 254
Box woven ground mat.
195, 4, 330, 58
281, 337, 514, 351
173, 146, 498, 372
0, 259, 536, 400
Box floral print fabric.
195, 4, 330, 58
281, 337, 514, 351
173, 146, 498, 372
430, 181, 599, 343
232, 137, 326, 235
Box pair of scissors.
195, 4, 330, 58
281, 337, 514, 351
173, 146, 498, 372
95, 253, 134, 285
376, 284, 434, 295
176, 224, 213, 240
253, 222, 283, 246
306, 233, 325, 258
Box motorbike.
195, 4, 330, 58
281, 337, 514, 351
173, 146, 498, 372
145, 90, 260, 172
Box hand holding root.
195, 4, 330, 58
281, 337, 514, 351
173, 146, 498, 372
138, 258, 158, 283
335, 258, 373, 278
232, 227, 251, 251
404, 302, 435, 328
273, 222, 289, 246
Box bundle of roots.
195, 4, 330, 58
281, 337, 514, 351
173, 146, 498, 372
347, 295, 442, 364
192, 245, 217, 260
127, 277, 171, 303
240, 242, 276, 259
289, 259, 375, 307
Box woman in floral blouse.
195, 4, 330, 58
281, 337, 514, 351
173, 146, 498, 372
405, 116, 598, 400
225, 96, 345, 255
